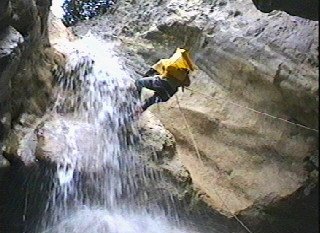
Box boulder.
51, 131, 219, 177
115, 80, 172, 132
3, 124, 38, 166
3, 111, 185, 178
35, 116, 103, 172
3, 114, 104, 171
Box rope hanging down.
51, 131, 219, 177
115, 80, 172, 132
174, 95, 203, 164
175, 95, 254, 233
184, 87, 319, 133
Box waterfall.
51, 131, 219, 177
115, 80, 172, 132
37, 34, 193, 233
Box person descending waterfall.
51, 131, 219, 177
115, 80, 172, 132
135, 48, 196, 112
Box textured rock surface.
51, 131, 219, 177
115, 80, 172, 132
72, 0, 319, 219
1, 0, 318, 225
0, 0, 63, 164
0, 27, 23, 150
0, 0, 11, 31
35, 116, 103, 171
3, 114, 39, 166
138, 111, 191, 185
4, 114, 103, 171
251, 0, 319, 21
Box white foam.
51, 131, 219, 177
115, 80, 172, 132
51, 0, 65, 18
45, 208, 196, 233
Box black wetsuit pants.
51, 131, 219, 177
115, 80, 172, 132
135, 75, 178, 111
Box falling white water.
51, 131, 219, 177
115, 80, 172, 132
37, 32, 196, 233
51, 0, 65, 18
44, 208, 191, 233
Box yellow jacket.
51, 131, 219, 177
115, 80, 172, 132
152, 48, 195, 86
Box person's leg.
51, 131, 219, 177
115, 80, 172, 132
141, 86, 178, 111
135, 76, 168, 96
141, 93, 163, 111
135, 76, 179, 111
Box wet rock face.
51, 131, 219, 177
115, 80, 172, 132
0, 0, 11, 31
35, 117, 103, 171
10, 0, 38, 37
3, 115, 100, 169
252, 0, 319, 21
1, 0, 62, 160
78, 0, 318, 220
3, 112, 178, 179
8, 0, 52, 44
0, 27, 23, 155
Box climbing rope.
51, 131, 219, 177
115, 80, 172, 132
174, 95, 203, 164
184, 87, 319, 133
175, 95, 254, 233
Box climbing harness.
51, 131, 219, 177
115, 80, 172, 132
175, 95, 254, 233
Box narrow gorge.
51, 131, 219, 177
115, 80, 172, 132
0, 0, 318, 233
